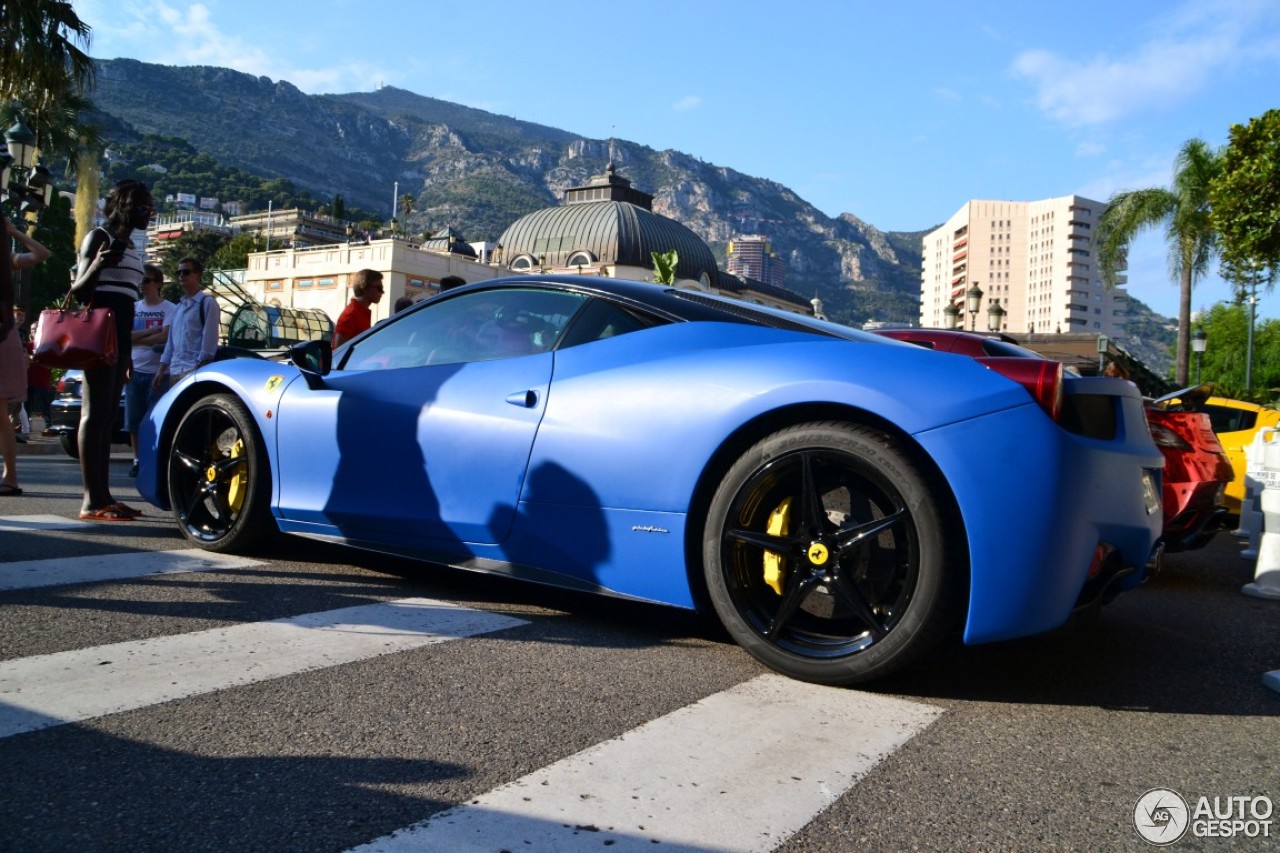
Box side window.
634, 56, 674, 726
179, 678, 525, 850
1204, 405, 1253, 434
343, 288, 588, 370
558, 298, 667, 349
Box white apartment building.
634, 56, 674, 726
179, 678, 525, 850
920, 195, 1129, 337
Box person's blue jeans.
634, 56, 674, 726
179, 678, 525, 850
125, 369, 159, 435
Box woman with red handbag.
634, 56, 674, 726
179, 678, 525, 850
70, 179, 154, 521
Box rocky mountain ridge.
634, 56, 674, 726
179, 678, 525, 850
87, 59, 924, 325
84, 58, 1174, 371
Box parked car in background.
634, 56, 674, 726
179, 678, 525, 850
138, 277, 1164, 686
871, 327, 1053, 360
1143, 385, 1233, 550
49, 370, 129, 459
1199, 396, 1280, 515
875, 328, 1230, 552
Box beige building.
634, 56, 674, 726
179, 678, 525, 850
234, 162, 812, 327
241, 238, 505, 327
920, 195, 1129, 337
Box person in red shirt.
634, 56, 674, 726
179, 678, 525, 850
332, 269, 384, 347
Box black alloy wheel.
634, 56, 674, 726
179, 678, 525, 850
703, 422, 959, 685
168, 393, 273, 553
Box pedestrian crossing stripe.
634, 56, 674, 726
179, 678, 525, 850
348, 673, 942, 852
0, 548, 264, 591
0, 597, 528, 739
0, 513, 92, 532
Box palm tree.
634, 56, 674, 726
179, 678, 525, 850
0, 1, 95, 111
1095, 139, 1222, 385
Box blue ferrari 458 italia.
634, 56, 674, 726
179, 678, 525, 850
138, 276, 1165, 684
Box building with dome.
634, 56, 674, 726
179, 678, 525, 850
236, 161, 810, 328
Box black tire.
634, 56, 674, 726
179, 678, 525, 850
167, 393, 274, 553
703, 421, 959, 685
60, 432, 79, 459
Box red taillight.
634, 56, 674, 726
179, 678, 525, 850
978, 357, 1064, 421
1147, 421, 1192, 450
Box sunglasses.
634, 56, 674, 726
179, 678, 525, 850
177, 268, 198, 276
142, 276, 161, 283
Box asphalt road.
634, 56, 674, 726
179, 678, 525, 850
1, 447, 1277, 852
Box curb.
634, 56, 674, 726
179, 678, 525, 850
14, 434, 131, 458
15, 434, 68, 456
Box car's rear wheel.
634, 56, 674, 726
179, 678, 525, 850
168, 393, 273, 553
703, 422, 959, 685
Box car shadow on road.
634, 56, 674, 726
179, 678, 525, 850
871, 536, 1280, 716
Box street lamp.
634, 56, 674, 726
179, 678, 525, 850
2, 118, 55, 221
986, 297, 1006, 333
1191, 326, 1207, 384
965, 281, 984, 331
942, 302, 961, 330
2, 118, 57, 309
1245, 261, 1260, 392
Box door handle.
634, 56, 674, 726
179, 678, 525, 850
506, 390, 538, 408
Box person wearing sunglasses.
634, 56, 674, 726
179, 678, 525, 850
69, 178, 154, 520
127, 264, 175, 477
332, 268, 384, 347
154, 257, 218, 392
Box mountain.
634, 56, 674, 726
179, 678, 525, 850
83, 59, 1176, 373
87, 59, 923, 326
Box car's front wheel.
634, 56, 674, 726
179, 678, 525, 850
59, 432, 79, 459
168, 393, 274, 553
703, 422, 960, 685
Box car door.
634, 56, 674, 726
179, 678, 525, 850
273, 286, 589, 548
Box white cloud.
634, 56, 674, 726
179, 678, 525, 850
77, 0, 390, 93
1010, 0, 1280, 126
672, 95, 702, 111
1074, 140, 1106, 158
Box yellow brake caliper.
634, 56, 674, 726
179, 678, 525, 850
223, 437, 247, 512
763, 497, 792, 595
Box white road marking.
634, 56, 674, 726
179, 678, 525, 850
0, 598, 527, 738
350, 673, 942, 853
0, 514, 91, 532
0, 548, 265, 591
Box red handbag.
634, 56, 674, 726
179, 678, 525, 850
32, 294, 118, 370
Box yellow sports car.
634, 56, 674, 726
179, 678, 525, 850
1200, 396, 1280, 514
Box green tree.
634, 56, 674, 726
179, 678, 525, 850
1095, 139, 1222, 386
0, 0, 95, 328
651, 249, 678, 285
209, 232, 264, 272
1212, 109, 1280, 275
0, 0, 94, 114
1195, 302, 1280, 402
156, 231, 230, 300
21, 193, 76, 310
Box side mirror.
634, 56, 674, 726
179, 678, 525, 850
290, 339, 331, 387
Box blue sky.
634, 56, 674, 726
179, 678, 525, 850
74, 0, 1280, 324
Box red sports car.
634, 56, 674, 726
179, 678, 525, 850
872, 329, 1231, 552
1144, 386, 1233, 551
